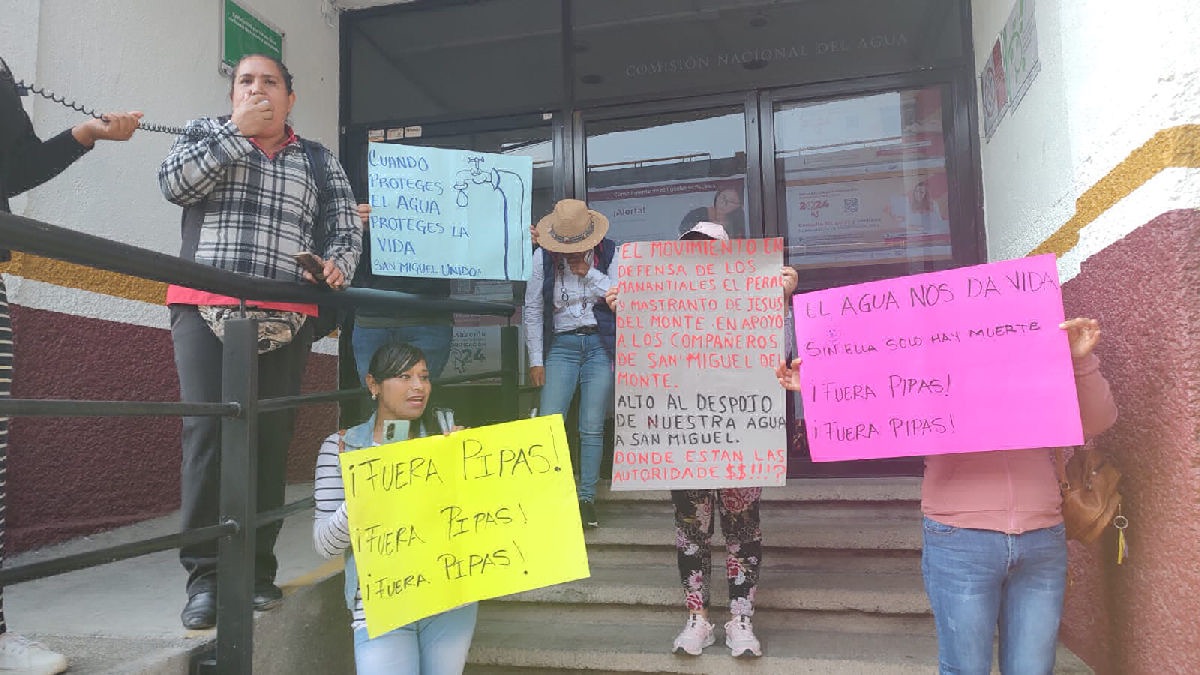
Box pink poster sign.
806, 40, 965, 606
791, 254, 1083, 462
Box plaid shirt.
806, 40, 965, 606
158, 117, 360, 283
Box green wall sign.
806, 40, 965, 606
221, 0, 284, 74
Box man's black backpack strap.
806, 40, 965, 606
179, 115, 233, 263
300, 138, 330, 247
299, 138, 346, 338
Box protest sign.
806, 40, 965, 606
366, 142, 532, 281
611, 238, 787, 490
792, 253, 1082, 462
338, 415, 589, 638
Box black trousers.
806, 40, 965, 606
170, 305, 312, 596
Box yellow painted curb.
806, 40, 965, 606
281, 557, 346, 594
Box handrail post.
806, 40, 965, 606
214, 318, 259, 674
499, 325, 520, 421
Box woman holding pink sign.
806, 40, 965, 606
606, 221, 798, 659
776, 317, 1117, 675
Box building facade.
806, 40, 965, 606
339, 0, 984, 477
970, 2, 1200, 672
1, 0, 1196, 671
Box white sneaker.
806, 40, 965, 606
724, 616, 762, 657
671, 613, 715, 655
0, 633, 68, 674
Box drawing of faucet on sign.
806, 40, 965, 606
366, 143, 533, 282
452, 155, 528, 280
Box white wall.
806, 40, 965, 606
973, 0, 1200, 278
2, 0, 345, 335
10, 0, 343, 249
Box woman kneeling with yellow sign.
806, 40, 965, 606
313, 342, 474, 674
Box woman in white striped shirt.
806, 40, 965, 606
312, 342, 474, 674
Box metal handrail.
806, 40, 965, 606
0, 399, 240, 417
434, 369, 505, 386
0, 493, 318, 587
0, 522, 237, 587
256, 387, 366, 413
255, 496, 316, 528
0, 211, 514, 316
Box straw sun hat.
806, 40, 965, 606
535, 199, 609, 253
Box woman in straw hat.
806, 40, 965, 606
522, 199, 617, 529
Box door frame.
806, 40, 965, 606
756, 69, 982, 476
570, 91, 766, 236
758, 66, 984, 269
342, 72, 983, 478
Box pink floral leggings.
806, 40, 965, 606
672, 487, 763, 617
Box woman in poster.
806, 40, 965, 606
679, 187, 746, 239
884, 179, 948, 235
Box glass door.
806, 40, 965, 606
578, 96, 759, 480
580, 95, 760, 244
767, 83, 970, 286
763, 80, 979, 476
576, 81, 978, 478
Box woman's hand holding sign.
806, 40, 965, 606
604, 285, 621, 311
781, 266, 798, 297
775, 358, 803, 392
1060, 317, 1101, 361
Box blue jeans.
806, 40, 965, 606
921, 517, 1068, 675
352, 603, 478, 675
539, 332, 613, 502
352, 324, 453, 384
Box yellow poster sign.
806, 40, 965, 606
339, 415, 590, 638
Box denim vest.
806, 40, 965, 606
539, 237, 617, 359
338, 413, 445, 612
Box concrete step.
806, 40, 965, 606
501, 552, 930, 615
483, 603, 934, 638
582, 509, 923, 552
598, 498, 922, 519
467, 604, 1092, 674
7, 476, 1092, 675
596, 477, 923, 505
579, 547, 920, 569
468, 602, 940, 674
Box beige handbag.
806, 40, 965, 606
1055, 447, 1127, 561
